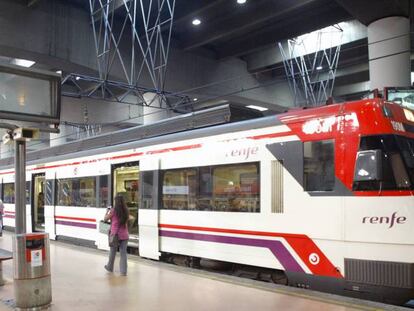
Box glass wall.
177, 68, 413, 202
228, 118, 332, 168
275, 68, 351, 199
162, 162, 260, 212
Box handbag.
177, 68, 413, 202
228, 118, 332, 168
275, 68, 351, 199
99, 221, 111, 234
108, 231, 119, 248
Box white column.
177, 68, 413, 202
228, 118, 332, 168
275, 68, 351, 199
49, 124, 70, 147
368, 16, 411, 90
142, 93, 169, 124
0, 143, 13, 159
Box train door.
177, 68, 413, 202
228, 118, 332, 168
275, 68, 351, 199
111, 161, 139, 246
31, 173, 45, 232
138, 158, 160, 260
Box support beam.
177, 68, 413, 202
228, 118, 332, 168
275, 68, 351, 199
180, 0, 317, 51
217, 4, 351, 59
27, 0, 40, 7
334, 0, 409, 25
245, 21, 367, 73
92, 0, 131, 23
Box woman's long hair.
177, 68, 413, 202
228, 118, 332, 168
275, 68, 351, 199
114, 195, 129, 226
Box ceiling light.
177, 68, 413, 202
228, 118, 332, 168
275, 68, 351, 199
192, 18, 201, 26
237, 0, 247, 4
193, 98, 198, 101
316, 66, 323, 70
75, 76, 81, 81
56, 70, 62, 74
11, 58, 35, 68
246, 105, 268, 112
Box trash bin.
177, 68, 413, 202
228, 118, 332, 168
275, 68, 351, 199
13, 233, 52, 309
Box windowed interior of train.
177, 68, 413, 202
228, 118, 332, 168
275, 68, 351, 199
112, 163, 139, 238
57, 177, 97, 207
3, 182, 15, 204
353, 135, 414, 191
32, 174, 45, 232
162, 162, 260, 212
303, 140, 335, 191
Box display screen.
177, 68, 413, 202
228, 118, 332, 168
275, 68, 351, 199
386, 88, 414, 110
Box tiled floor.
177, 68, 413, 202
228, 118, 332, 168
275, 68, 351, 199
0, 232, 389, 311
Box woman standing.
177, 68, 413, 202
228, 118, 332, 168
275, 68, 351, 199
104, 195, 129, 275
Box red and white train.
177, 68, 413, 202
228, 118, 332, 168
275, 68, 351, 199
0, 95, 413, 304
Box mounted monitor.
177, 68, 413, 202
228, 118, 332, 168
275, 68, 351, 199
384, 87, 414, 110
0, 63, 61, 124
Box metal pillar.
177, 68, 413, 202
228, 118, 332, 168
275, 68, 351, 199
279, 24, 343, 107
14, 140, 26, 234
86, 0, 179, 109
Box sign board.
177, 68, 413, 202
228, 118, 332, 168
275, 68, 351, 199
0, 63, 61, 124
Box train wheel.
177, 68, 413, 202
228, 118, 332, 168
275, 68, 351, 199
271, 270, 288, 285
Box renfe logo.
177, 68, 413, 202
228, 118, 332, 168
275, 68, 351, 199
227, 146, 258, 160
362, 212, 407, 228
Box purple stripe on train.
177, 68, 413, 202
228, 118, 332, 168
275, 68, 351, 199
160, 230, 305, 273
55, 220, 96, 229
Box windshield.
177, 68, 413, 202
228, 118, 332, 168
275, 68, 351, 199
353, 135, 414, 191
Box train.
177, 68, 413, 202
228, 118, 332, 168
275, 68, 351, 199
0, 95, 413, 305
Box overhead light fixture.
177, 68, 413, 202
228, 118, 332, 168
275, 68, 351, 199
316, 66, 323, 70
56, 70, 62, 75
237, 0, 247, 4
11, 58, 35, 68
192, 18, 201, 26
75, 76, 81, 81
246, 105, 268, 112
193, 98, 198, 102
18, 95, 25, 106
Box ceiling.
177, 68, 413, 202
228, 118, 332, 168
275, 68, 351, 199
65, 0, 411, 59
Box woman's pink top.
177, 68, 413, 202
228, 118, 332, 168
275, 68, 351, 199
108, 209, 129, 241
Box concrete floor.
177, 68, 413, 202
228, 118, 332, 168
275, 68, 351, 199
0, 232, 399, 311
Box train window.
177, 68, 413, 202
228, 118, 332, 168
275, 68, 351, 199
3, 183, 15, 204
57, 177, 96, 207
162, 162, 260, 213
141, 171, 156, 209
304, 140, 335, 191
162, 168, 197, 210
98, 175, 109, 208
353, 135, 413, 190
45, 180, 54, 206
26, 181, 31, 204
211, 163, 260, 212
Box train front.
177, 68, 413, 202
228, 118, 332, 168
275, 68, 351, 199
340, 91, 414, 305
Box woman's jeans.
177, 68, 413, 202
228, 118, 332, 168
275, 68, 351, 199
106, 239, 128, 275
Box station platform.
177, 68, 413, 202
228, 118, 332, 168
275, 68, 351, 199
0, 231, 410, 311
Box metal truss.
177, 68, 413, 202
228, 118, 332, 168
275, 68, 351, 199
83, 0, 177, 109
61, 74, 190, 110
279, 25, 343, 107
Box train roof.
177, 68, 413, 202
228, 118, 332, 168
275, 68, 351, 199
0, 104, 273, 169
0, 99, 394, 170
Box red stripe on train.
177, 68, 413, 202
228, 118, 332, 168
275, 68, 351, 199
248, 131, 292, 140
55, 215, 96, 222
159, 224, 342, 278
